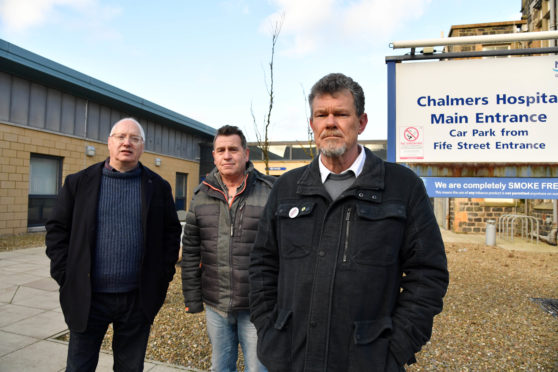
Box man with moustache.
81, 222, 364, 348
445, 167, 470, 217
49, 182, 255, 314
46, 118, 181, 371
249, 73, 449, 371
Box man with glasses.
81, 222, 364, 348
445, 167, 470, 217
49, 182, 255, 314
46, 117, 181, 371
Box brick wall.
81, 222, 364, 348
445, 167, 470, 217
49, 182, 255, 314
446, 21, 526, 54
0, 122, 200, 235
450, 198, 519, 233
532, 203, 554, 236
448, 198, 557, 238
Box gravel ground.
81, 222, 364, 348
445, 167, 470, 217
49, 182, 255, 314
0, 231, 45, 251
100, 240, 557, 371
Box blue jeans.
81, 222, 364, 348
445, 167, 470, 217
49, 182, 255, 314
205, 307, 267, 372
66, 291, 151, 372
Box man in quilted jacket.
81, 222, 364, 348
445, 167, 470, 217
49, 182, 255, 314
182, 125, 274, 371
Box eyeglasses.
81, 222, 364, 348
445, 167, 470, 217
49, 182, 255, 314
110, 134, 143, 145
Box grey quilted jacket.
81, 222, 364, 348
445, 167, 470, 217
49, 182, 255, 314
181, 162, 275, 313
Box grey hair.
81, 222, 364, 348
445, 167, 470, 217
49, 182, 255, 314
110, 117, 145, 141
308, 73, 365, 116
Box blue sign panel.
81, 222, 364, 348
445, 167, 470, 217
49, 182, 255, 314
422, 177, 558, 199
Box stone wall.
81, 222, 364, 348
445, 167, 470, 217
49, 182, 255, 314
450, 198, 520, 233
532, 202, 555, 237
449, 198, 556, 238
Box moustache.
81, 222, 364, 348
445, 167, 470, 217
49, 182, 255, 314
320, 130, 342, 139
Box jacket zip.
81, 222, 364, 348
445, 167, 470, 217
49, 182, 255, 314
231, 203, 245, 237
342, 207, 352, 262
227, 177, 247, 308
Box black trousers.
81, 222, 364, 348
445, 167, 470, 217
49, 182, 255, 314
66, 291, 151, 372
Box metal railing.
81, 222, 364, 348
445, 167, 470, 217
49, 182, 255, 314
498, 214, 540, 244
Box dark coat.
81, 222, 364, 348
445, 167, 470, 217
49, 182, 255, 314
181, 162, 275, 313
249, 149, 449, 372
45, 161, 181, 332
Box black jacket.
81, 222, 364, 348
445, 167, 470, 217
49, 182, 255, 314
46, 161, 181, 332
249, 149, 449, 371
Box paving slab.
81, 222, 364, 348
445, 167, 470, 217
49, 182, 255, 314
0, 286, 17, 303
0, 339, 67, 372
1, 262, 45, 273
0, 272, 45, 289
0, 303, 44, 328
0, 259, 18, 268
10, 286, 60, 310
2, 310, 67, 339
24, 265, 52, 277
22, 277, 59, 292
0, 330, 38, 358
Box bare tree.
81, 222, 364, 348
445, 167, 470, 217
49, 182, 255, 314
252, 13, 284, 175
296, 84, 316, 160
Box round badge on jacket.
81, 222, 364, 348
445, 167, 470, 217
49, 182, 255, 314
289, 207, 299, 218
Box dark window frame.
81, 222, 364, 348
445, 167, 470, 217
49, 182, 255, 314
175, 172, 188, 211
28, 153, 62, 227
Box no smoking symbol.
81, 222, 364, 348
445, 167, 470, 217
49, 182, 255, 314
404, 127, 419, 142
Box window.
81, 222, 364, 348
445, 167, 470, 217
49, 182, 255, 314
28, 154, 62, 227
482, 44, 511, 58
175, 172, 188, 211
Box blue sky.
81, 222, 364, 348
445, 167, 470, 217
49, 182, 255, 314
0, 0, 521, 141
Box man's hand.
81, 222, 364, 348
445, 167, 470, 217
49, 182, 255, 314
184, 303, 203, 313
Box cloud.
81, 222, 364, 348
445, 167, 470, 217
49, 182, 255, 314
261, 0, 334, 55
264, 0, 432, 56
0, 0, 121, 36
342, 0, 430, 38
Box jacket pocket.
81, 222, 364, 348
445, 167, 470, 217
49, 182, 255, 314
276, 201, 315, 258
257, 308, 293, 364
348, 317, 392, 371
274, 307, 292, 330
350, 203, 406, 266
238, 204, 263, 244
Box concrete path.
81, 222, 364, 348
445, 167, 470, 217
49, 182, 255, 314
441, 228, 558, 253
0, 246, 198, 372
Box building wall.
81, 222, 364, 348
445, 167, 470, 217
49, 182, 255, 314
522, 0, 557, 48
449, 198, 556, 238
450, 198, 520, 233
0, 71, 204, 161
532, 202, 555, 236
252, 160, 311, 177
249, 141, 387, 177
0, 122, 199, 235
446, 21, 526, 54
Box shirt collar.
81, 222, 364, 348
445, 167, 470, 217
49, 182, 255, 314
318, 144, 366, 183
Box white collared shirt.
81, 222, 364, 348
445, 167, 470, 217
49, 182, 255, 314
318, 144, 366, 184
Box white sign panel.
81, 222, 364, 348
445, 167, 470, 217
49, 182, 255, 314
395, 55, 558, 163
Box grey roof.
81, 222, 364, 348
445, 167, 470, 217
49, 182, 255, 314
0, 39, 215, 138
